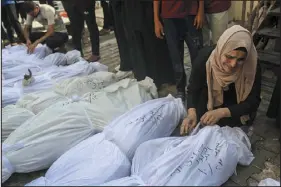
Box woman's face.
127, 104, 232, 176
220, 50, 247, 73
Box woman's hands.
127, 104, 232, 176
180, 108, 197, 135
180, 108, 231, 135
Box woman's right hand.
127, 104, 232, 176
180, 109, 197, 135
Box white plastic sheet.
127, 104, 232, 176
54, 72, 117, 97
2, 61, 107, 106
2, 105, 35, 142
103, 94, 185, 160
2, 78, 156, 183
65, 50, 82, 65
15, 91, 67, 114
258, 178, 280, 186
2, 102, 100, 183
26, 133, 131, 186
101, 125, 254, 186
43, 52, 67, 66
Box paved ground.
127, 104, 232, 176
3, 7, 280, 186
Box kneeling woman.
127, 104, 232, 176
181, 25, 262, 135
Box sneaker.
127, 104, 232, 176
115, 70, 133, 80
87, 54, 101, 62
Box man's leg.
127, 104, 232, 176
111, 1, 132, 71
206, 10, 229, 44
71, 8, 85, 56
101, 1, 111, 30
2, 8, 15, 44
29, 32, 46, 43
163, 18, 186, 100
84, 0, 100, 61
45, 32, 69, 50
183, 15, 203, 64
5, 3, 25, 42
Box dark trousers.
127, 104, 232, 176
15, 2, 26, 20
163, 16, 203, 92
101, 1, 114, 29
111, 1, 132, 71
61, 0, 74, 36
29, 32, 68, 50
39, 0, 54, 7
2, 25, 9, 40
71, 1, 99, 56
2, 4, 24, 43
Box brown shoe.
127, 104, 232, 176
87, 54, 100, 62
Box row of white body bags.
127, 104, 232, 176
1, 106, 35, 142
2, 77, 156, 183
2, 72, 118, 143
26, 95, 185, 186
16, 72, 118, 114
100, 125, 255, 186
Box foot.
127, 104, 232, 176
87, 54, 100, 62
99, 28, 111, 36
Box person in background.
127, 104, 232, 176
2, 24, 12, 46
39, 0, 54, 7
22, 1, 68, 53
154, 0, 204, 102
110, 1, 133, 76
115, 0, 175, 88
15, 0, 27, 24
204, 0, 231, 44
99, 0, 114, 36
71, 0, 100, 62
180, 25, 261, 135
2, 0, 25, 43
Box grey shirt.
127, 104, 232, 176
25, 4, 67, 33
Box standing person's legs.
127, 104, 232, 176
163, 19, 186, 98
5, 3, 25, 42
84, 0, 100, 61
39, 0, 47, 4
2, 25, 8, 40
100, 0, 114, 35
2, 8, 15, 44
111, 1, 132, 71
206, 10, 229, 44
101, 0, 111, 30
71, 9, 85, 56
183, 15, 203, 64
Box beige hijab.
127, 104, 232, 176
206, 25, 258, 124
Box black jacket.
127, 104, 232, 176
186, 46, 262, 127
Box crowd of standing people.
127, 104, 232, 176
3, 0, 278, 134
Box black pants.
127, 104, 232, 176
267, 75, 280, 127
29, 32, 68, 50
15, 2, 26, 20
2, 4, 24, 43
163, 17, 203, 92
39, 0, 54, 7
2, 25, 9, 40
111, 1, 132, 71
101, 1, 114, 29
71, 1, 100, 56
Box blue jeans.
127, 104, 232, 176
163, 16, 203, 92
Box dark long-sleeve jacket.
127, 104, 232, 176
186, 46, 262, 127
